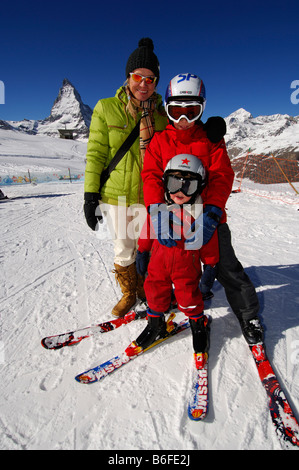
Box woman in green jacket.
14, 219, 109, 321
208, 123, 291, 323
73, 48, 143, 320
84, 38, 167, 317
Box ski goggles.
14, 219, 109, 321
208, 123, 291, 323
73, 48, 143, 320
166, 101, 202, 123
129, 72, 157, 85
165, 174, 199, 196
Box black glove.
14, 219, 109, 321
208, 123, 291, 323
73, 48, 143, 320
136, 250, 150, 276
84, 192, 102, 230
203, 116, 226, 143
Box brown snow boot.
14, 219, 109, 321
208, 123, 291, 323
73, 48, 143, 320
112, 263, 137, 318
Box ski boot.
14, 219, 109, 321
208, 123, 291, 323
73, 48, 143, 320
190, 315, 210, 370
136, 314, 166, 348
125, 311, 176, 357
239, 316, 264, 344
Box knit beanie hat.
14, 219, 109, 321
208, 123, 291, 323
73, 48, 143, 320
126, 38, 160, 84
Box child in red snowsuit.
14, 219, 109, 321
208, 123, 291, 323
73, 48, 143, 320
126, 154, 220, 361
138, 167, 219, 318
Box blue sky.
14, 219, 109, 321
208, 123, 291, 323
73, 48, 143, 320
1, 0, 298, 122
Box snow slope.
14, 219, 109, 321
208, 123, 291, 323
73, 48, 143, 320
0, 126, 299, 451
1, 177, 299, 451
0, 129, 86, 176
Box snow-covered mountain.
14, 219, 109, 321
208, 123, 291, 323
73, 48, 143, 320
1, 79, 299, 158
225, 108, 299, 160
5, 79, 92, 141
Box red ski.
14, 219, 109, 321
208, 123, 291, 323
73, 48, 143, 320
250, 343, 299, 448
41, 309, 147, 350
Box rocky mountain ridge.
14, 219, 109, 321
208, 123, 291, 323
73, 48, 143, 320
225, 107, 299, 161
1, 81, 299, 163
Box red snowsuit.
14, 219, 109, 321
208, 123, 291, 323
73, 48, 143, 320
138, 201, 219, 316
139, 122, 234, 317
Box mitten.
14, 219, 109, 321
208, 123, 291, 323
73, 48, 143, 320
200, 264, 218, 295
203, 116, 226, 143
136, 250, 150, 276
202, 205, 222, 245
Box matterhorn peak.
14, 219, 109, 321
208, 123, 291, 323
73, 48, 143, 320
62, 78, 73, 87
50, 79, 91, 121
39, 78, 93, 140
6, 79, 93, 140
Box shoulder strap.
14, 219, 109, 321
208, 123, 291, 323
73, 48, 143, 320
100, 120, 141, 190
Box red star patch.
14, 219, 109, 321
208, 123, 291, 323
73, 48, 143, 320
182, 158, 190, 165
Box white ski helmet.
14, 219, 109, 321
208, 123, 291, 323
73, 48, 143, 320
165, 73, 206, 111
163, 154, 206, 200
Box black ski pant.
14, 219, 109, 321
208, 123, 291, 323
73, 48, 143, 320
216, 223, 260, 321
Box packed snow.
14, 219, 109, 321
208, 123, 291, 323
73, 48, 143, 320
0, 132, 299, 451
0, 129, 86, 176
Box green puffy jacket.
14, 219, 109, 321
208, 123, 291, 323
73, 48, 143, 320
84, 86, 167, 206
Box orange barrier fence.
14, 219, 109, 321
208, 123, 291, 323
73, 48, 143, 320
231, 152, 299, 204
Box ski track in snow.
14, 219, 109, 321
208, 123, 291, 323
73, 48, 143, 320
0, 181, 299, 450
